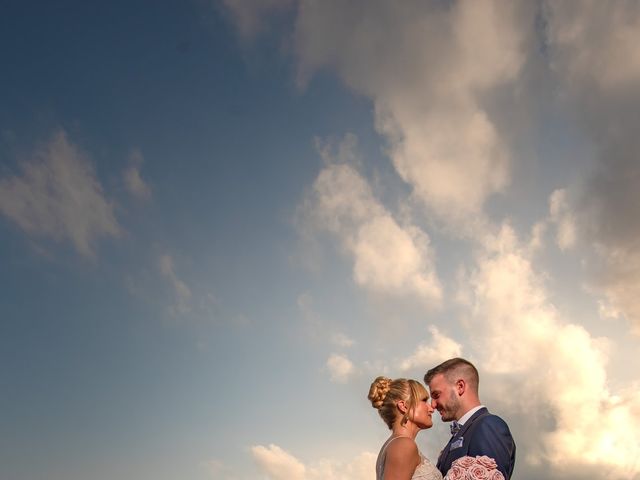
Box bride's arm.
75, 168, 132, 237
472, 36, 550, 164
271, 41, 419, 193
383, 437, 420, 480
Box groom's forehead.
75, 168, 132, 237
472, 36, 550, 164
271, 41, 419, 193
428, 373, 448, 390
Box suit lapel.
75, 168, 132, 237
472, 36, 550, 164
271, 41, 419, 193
457, 407, 488, 438
438, 407, 489, 469
437, 435, 455, 468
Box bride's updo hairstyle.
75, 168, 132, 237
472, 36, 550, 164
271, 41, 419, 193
368, 376, 429, 429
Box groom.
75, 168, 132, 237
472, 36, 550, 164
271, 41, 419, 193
424, 358, 516, 479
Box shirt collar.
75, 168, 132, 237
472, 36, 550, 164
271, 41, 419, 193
458, 405, 485, 425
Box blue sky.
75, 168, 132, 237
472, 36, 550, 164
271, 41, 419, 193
2, 1, 640, 479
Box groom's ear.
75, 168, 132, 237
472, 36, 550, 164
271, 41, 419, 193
456, 379, 466, 396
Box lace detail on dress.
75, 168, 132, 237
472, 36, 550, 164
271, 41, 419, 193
375, 437, 443, 480
411, 452, 442, 480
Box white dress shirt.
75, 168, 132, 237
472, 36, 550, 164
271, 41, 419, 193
458, 405, 485, 425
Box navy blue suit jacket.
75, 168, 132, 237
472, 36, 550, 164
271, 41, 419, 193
436, 407, 515, 479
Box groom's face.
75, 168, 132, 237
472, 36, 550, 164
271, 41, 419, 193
427, 373, 460, 422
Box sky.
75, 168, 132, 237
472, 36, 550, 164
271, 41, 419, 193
1, 1, 640, 479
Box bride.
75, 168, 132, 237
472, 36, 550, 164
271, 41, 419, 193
368, 376, 443, 480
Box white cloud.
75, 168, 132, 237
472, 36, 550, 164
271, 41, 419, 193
597, 299, 621, 321
225, 1, 533, 232
528, 221, 547, 253
331, 332, 354, 348
326, 353, 355, 384
251, 444, 375, 480
305, 452, 376, 480
124, 148, 151, 200
544, 2, 640, 336
458, 223, 640, 477
302, 135, 442, 304
384, 106, 509, 228
158, 253, 192, 315
548, 189, 576, 250
351, 216, 441, 301
252, 444, 307, 480
592, 249, 640, 337
545, 0, 640, 91
0, 129, 121, 256
399, 326, 462, 372
290, 1, 531, 231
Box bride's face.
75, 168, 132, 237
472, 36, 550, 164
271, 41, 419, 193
409, 394, 435, 429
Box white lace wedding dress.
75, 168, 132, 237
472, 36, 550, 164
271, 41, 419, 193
375, 436, 443, 480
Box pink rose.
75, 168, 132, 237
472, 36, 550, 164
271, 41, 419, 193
468, 463, 490, 480
454, 456, 476, 469
444, 465, 466, 480
475, 456, 498, 470
488, 470, 505, 480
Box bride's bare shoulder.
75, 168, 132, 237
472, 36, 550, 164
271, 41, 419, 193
386, 437, 419, 462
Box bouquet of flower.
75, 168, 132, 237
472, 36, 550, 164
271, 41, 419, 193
444, 455, 505, 480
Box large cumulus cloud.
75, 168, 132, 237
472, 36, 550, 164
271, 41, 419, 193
0, 129, 121, 256
544, 0, 640, 335
459, 224, 640, 478
299, 134, 442, 304
252, 444, 375, 480
292, 0, 533, 230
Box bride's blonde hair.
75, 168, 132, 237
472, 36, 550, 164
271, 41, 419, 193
368, 376, 429, 429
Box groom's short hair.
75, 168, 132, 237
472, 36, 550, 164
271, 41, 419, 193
424, 357, 479, 393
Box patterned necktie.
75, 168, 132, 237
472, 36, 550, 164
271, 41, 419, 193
450, 421, 461, 435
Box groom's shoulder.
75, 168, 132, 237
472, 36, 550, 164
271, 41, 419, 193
476, 411, 513, 435
469, 408, 508, 426
483, 411, 509, 423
